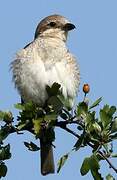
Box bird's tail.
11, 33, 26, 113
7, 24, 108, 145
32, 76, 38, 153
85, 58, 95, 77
40, 140, 55, 175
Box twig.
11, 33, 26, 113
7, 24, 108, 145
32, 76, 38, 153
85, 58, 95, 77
55, 121, 80, 138
55, 120, 94, 148
57, 122, 117, 173
61, 126, 80, 138
99, 151, 117, 173
9, 118, 117, 174
9, 125, 34, 134
56, 120, 80, 126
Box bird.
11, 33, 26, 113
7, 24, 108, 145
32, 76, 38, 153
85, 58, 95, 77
11, 14, 80, 175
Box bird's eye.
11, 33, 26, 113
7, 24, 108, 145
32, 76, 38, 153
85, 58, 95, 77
49, 22, 56, 27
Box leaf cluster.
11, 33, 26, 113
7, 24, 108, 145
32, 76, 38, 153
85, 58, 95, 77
57, 97, 117, 179
0, 83, 117, 179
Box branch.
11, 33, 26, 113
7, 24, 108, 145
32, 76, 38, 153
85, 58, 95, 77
8, 125, 34, 135
56, 121, 117, 174
7, 115, 117, 174
99, 151, 117, 173
56, 121, 80, 138
55, 121, 94, 148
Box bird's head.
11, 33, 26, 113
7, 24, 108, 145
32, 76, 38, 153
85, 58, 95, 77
34, 14, 76, 42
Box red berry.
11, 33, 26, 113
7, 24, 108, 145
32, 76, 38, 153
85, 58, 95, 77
83, 84, 90, 94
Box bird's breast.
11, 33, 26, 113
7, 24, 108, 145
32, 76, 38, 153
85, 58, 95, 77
12, 39, 79, 107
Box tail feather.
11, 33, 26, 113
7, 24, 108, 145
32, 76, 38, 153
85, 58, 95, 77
40, 140, 55, 175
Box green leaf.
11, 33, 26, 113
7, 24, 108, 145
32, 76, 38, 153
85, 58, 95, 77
93, 122, 102, 134
103, 104, 110, 112
90, 169, 103, 180
44, 113, 57, 127
111, 154, 117, 158
89, 97, 102, 109
3, 111, 13, 123
100, 109, 111, 128
14, 103, 25, 110
51, 83, 61, 95
32, 119, 42, 137
89, 155, 103, 180
74, 134, 84, 150
0, 162, 7, 178
0, 144, 11, 160
46, 83, 61, 96
77, 102, 88, 117
44, 114, 57, 122
0, 111, 6, 120
24, 101, 36, 111
58, 94, 72, 110
57, 153, 69, 173
106, 174, 115, 180
85, 111, 95, 126
87, 122, 101, 135
81, 155, 103, 179
108, 106, 116, 116
0, 127, 10, 143
111, 118, 117, 133
103, 143, 109, 153
0, 111, 13, 123
89, 155, 100, 170
47, 96, 63, 112
80, 157, 90, 175
17, 122, 27, 130
24, 141, 40, 151
110, 133, 117, 140
100, 106, 116, 129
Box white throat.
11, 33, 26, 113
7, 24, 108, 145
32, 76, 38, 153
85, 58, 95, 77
39, 28, 68, 42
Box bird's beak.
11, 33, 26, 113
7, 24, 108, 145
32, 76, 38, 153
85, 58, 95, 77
63, 23, 76, 31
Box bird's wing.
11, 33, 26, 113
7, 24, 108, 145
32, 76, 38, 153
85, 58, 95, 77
24, 42, 33, 49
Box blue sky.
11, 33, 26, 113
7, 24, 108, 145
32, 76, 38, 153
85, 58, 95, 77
0, 0, 117, 179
